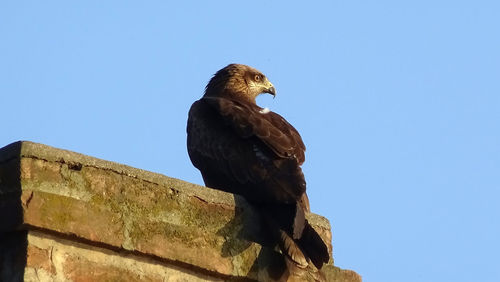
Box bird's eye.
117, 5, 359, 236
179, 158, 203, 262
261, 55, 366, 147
255, 74, 261, 81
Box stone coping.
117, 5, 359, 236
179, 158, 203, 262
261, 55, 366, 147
0, 141, 360, 282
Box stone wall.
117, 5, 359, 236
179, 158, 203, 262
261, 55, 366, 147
0, 141, 361, 282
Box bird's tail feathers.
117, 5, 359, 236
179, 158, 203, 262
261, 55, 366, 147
278, 222, 329, 281
298, 221, 330, 269
293, 202, 305, 239
262, 205, 330, 269
279, 229, 308, 268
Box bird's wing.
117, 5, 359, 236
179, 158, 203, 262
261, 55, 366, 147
203, 97, 306, 165
187, 98, 306, 204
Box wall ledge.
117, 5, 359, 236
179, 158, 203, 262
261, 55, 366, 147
0, 141, 361, 282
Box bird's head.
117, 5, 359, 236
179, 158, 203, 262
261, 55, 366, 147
204, 64, 275, 103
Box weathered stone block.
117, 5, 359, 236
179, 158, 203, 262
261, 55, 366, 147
0, 141, 361, 281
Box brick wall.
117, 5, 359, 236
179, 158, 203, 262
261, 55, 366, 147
0, 141, 361, 282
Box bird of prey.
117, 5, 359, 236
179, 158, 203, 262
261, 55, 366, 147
186, 64, 329, 270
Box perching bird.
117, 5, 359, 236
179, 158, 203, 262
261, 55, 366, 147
186, 64, 329, 271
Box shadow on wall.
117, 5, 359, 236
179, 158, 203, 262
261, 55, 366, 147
0, 141, 27, 281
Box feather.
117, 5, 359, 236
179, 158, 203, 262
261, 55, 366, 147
187, 64, 329, 273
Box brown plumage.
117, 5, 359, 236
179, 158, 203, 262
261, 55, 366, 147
186, 64, 329, 271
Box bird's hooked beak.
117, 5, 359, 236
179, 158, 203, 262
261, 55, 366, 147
263, 78, 276, 98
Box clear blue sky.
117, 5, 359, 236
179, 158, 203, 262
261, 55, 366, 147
1, 2, 499, 281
